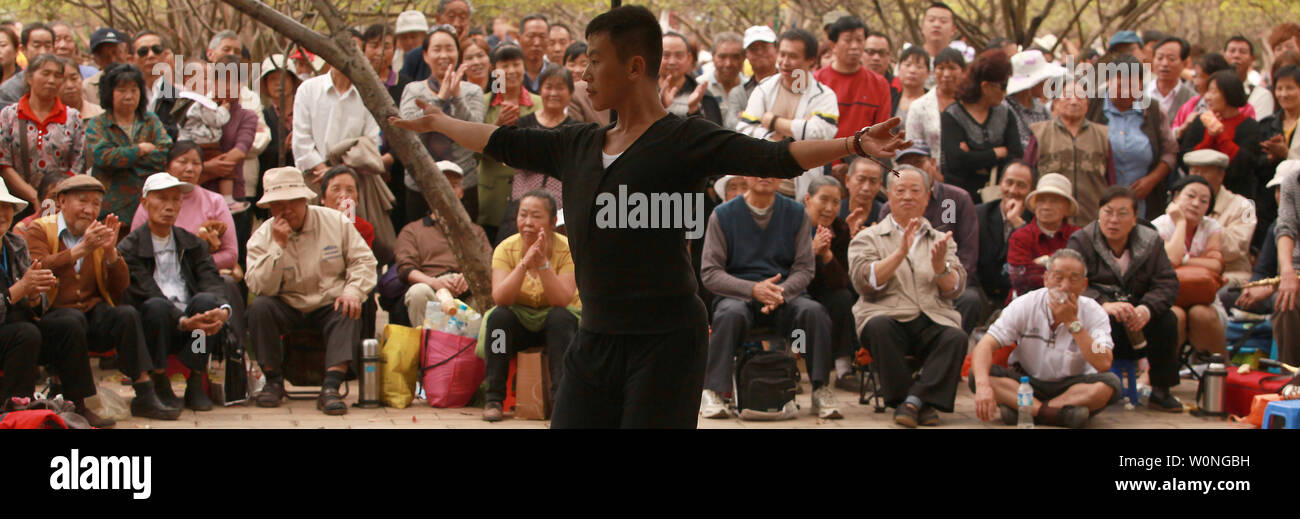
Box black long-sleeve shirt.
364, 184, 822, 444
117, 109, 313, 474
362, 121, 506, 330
483, 113, 806, 333
939, 104, 1023, 201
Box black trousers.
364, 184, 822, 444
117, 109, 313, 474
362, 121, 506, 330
0, 321, 40, 401
809, 285, 858, 360
954, 285, 984, 334
705, 295, 833, 393
1110, 308, 1180, 389
860, 314, 967, 412
137, 294, 227, 374
1218, 285, 1276, 315
550, 296, 708, 429
39, 303, 148, 400
483, 307, 578, 404
247, 295, 359, 370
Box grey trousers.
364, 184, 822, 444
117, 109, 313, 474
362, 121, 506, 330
247, 295, 359, 370
705, 295, 833, 393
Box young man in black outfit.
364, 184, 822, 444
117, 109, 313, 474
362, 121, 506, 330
390, 5, 909, 428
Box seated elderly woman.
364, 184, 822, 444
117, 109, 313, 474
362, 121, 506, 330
1007, 173, 1081, 297
1152, 175, 1227, 354
0, 180, 53, 408
803, 175, 859, 390
481, 190, 579, 422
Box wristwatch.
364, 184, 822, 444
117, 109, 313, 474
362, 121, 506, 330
538, 260, 551, 271
941, 261, 952, 276
1068, 320, 1084, 334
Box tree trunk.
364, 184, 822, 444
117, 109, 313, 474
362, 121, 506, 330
219, 0, 496, 313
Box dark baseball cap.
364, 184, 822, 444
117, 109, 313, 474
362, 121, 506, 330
89, 28, 128, 52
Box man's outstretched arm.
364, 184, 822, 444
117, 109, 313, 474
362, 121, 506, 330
788, 117, 910, 170
389, 98, 496, 153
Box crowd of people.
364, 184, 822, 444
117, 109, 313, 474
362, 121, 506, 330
0, 0, 1298, 429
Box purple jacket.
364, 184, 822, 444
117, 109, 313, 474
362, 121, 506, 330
202, 99, 257, 197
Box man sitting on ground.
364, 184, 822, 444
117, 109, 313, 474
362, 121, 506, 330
849, 165, 968, 428
700, 174, 841, 419
971, 249, 1120, 428
245, 167, 377, 415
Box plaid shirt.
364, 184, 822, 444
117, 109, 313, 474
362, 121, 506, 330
85, 111, 172, 224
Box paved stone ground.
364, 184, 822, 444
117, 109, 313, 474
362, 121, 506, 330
90, 366, 1242, 429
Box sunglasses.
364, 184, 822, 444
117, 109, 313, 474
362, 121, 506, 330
136, 45, 165, 57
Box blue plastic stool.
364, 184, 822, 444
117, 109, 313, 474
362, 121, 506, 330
1263, 399, 1300, 429
1111, 358, 1139, 406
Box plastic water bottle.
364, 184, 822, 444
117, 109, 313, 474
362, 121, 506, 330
424, 302, 447, 330
1017, 376, 1034, 429
463, 311, 482, 339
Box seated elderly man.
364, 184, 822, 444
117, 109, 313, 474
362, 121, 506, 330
700, 175, 840, 420
1183, 149, 1257, 285
880, 149, 981, 334
25, 175, 149, 426
1067, 186, 1184, 412
839, 157, 885, 238
971, 249, 1121, 428
1007, 173, 1081, 297
850, 165, 968, 428
246, 167, 378, 415
118, 173, 234, 412
975, 160, 1035, 304
395, 160, 490, 326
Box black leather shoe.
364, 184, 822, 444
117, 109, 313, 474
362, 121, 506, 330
151, 372, 183, 409
255, 381, 286, 408
317, 388, 347, 415
130, 390, 182, 421
1148, 389, 1184, 413
185, 379, 214, 411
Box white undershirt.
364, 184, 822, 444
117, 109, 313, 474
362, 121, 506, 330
601, 151, 622, 169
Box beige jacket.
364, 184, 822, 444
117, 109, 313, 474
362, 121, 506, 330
1210, 187, 1257, 284
246, 205, 378, 312
848, 215, 967, 335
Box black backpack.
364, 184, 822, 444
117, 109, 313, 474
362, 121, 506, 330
734, 349, 798, 414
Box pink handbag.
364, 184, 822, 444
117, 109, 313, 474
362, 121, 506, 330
420, 328, 484, 408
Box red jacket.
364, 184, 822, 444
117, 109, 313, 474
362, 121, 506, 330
1007, 219, 1080, 297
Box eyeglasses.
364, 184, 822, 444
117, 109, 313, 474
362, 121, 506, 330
136, 45, 165, 57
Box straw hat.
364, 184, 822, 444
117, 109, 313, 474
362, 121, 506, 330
257, 167, 318, 208
1025, 173, 1078, 215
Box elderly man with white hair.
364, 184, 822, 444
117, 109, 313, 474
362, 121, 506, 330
849, 164, 967, 428
245, 167, 377, 415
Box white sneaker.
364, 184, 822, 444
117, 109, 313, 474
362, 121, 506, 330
812, 386, 843, 419
700, 389, 729, 419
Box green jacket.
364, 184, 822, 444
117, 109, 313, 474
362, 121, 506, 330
477, 91, 541, 228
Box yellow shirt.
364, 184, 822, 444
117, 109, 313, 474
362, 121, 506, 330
492, 232, 580, 309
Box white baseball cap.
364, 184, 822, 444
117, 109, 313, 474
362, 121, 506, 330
437, 160, 464, 177
142, 172, 195, 196
743, 26, 777, 49
396, 11, 430, 35
1267, 160, 1300, 189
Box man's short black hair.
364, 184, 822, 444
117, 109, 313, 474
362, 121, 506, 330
1002, 159, 1038, 185
826, 16, 867, 44
21, 22, 51, 46
491, 44, 525, 66
520, 13, 549, 31
867, 30, 892, 49
1225, 35, 1254, 56
564, 41, 588, 64
585, 5, 662, 79
926, 2, 955, 16
361, 23, 395, 44
778, 29, 819, 61
1098, 185, 1138, 212
320, 165, 360, 194
933, 46, 965, 68
899, 45, 930, 69
1155, 36, 1189, 60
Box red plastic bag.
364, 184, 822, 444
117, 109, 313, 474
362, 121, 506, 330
420, 328, 484, 408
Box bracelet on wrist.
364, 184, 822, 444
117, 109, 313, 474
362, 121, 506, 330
852, 126, 869, 157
